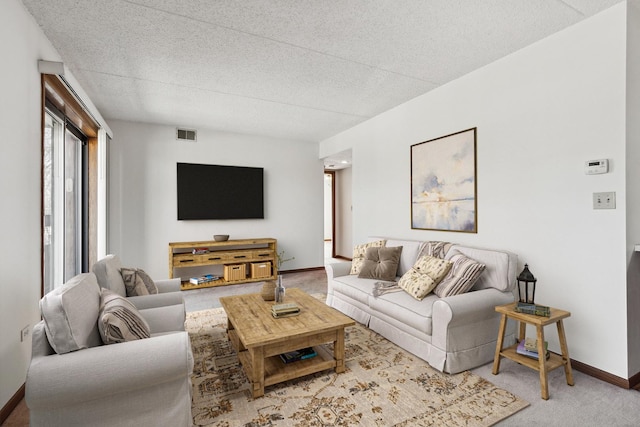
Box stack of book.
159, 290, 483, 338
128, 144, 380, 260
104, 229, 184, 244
189, 274, 218, 285
516, 338, 550, 360
515, 302, 551, 317
279, 347, 317, 364
272, 302, 300, 318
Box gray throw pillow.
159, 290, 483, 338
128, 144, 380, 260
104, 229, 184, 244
358, 246, 403, 281
120, 267, 158, 296
98, 289, 151, 344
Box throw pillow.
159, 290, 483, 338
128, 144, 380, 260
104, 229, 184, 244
97, 289, 151, 345
357, 246, 403, 281
349, 239, 386, 275
120, 268, 158, 296
40, 273, 102, 354
433, 251, 486, 298
398, 255, 453, 300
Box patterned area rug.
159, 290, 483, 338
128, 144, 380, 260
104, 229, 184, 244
187, 305, 528, 427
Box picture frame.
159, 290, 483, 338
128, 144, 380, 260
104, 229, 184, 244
410, 128, 477, 233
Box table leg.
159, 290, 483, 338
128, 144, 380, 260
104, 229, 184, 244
556, 320, 574, 386
519, 320, 526, 342
334, 328, 346, 374
492, 314, 508, 375
536, 326, 549, 400
250, 346, 265, 398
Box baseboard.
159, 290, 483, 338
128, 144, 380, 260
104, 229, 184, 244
0, 383, 25, 424
333, 255, 352, 261
280, 266, 325, 274
571, 358, 639, 389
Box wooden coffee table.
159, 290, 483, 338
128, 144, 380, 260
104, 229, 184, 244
219, 288, 355, 398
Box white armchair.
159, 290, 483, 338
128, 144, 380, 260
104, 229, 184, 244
92, 254, 184, 311
25, 272, 193, 427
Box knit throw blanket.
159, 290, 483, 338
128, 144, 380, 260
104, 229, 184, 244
372, 241, 452, 297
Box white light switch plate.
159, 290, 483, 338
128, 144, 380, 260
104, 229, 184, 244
593, 192, 616, 209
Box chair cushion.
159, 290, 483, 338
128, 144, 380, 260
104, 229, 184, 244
398, 255, 452, 300
91, 254, 127, 297
98, 289, 151, 344
120, 268, 158, 296
40, 273, 102, 354
358, 246, 403, 281
433, 251, 486, 297
349, 239, 386, 275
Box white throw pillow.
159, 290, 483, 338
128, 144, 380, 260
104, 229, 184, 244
40, 273, 102, 354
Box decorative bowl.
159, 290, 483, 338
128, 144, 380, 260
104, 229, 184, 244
214, 234, 229, 242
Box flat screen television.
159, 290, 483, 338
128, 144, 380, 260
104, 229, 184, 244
177, 163, 264, 220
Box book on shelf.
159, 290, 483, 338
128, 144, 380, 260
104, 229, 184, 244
189, 274, 218, 285
516, 339, 549, 360
279, 347, 317, 364
515, 302, 551, 317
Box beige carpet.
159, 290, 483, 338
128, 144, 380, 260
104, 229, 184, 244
187, 306, 528, 427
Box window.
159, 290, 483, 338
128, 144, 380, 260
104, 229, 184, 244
41, 75, 99, 295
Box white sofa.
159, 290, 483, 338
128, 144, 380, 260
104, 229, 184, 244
325, 237, 518, 374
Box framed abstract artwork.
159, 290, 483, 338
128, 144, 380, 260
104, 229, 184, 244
411, 128, 477, 233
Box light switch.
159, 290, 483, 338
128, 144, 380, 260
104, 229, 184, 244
593, 192, 616, 209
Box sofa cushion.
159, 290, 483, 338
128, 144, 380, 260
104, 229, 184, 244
40, 273, 102, 354
121, 268, 158, 296
92, 254, 127, 297
358, 246, 403, 281
398, 255, 452, 300
350, 240, 386, 275
331, 274, 378, 305
434, 251, 486, 297
369, 290, 439, 336
98, 289, 151, 344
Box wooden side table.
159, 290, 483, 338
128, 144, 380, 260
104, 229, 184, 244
492, 302, 574, 400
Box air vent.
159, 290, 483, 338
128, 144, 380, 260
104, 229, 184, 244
176, 128, 197, 141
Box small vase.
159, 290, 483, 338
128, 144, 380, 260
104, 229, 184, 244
274, 275, 285, 303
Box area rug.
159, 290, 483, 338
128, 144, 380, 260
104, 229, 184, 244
187, 305, 528, 427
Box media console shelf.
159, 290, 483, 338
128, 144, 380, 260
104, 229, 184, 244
168, 238, 277, 291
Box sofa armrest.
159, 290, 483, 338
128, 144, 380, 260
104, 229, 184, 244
431, 288, 515, 350
325, 262, 352, 281
155, 278, 181, 293
140, 304, 185, 333
128, 292, 184, 310
26, 331, 193, 409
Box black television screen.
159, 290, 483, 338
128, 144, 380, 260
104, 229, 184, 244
177, 163, 264, 220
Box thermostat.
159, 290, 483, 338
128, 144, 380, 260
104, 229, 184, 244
585, 159, 608, 175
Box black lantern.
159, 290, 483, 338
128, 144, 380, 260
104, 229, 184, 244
517, 264, 537, 304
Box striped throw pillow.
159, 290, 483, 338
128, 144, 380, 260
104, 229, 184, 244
433, 251, 486, 298
98, 289, 150, 344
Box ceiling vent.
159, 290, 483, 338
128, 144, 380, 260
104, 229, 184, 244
176, 128, 197, 141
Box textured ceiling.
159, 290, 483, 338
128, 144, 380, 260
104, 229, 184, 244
23, 0, 623, 148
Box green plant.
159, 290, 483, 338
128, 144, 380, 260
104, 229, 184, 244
276, 250, 295, 271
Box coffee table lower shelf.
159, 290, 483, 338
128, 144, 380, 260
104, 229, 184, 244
237, 345, 336, 388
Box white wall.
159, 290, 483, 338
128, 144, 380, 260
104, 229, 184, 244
625, 0, 640, 376
108, 120, 325, 279
0, 0, 61, 409
321, 3, 633, 378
